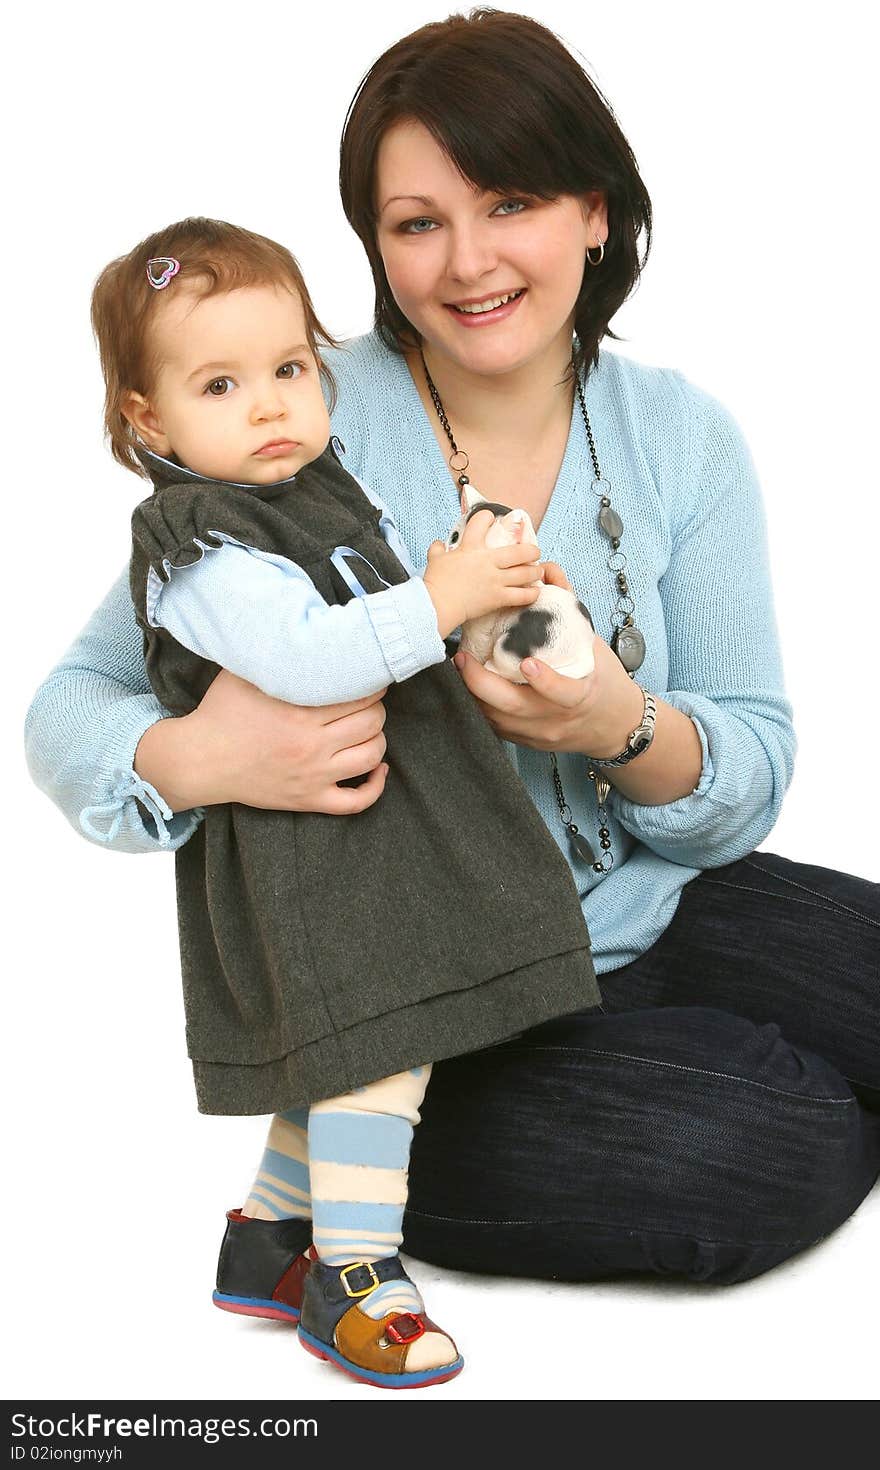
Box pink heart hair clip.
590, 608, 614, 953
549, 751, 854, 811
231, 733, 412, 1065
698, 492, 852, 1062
146, 257, 181, 290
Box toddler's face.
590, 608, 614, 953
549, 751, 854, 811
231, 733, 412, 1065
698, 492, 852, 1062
131, 282, 331, 485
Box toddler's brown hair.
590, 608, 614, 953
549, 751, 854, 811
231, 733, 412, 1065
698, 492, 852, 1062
91, 217, 337, 475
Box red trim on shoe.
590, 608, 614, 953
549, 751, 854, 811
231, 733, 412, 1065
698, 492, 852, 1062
214, 1297, 299, 1324
272, 1250, 313, 1310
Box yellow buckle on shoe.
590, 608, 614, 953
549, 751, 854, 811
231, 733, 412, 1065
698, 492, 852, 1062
340, 1261, 380, 1298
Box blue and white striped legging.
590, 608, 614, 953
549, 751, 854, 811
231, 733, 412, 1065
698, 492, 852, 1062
243, 1066, 431, 1262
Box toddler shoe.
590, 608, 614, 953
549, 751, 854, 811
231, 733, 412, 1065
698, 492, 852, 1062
297, 1257, 464, 1389
213, 1208, 314, 1323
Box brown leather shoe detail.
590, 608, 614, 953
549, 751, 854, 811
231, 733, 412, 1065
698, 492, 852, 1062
334, 1306, 412, 1375
273, 1251, 312, 1311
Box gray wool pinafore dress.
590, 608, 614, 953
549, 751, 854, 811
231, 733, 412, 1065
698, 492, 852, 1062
129, 442, 599, 1115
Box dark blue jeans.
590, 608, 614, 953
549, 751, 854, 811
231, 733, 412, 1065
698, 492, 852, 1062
403, 852, 880, 1284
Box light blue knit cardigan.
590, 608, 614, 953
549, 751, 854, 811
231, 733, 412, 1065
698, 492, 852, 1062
24, 333, 796, 974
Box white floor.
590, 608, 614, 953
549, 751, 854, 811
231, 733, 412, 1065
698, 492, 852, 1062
5, 1177, 879, 1401
4, 983, 878, 1403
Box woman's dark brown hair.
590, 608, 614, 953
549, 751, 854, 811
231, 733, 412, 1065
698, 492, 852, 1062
91, 217, 337, 476
340, 7, 652, 383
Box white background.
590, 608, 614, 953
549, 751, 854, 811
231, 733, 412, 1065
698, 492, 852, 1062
6, 0, 878, 1404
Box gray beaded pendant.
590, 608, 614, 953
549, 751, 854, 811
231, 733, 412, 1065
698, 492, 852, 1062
598, 504, 624, 540
567, 827, 597, 864
612, 623, 646, 673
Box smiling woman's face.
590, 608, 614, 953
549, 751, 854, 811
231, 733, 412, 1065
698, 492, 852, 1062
375, 119, 607, 379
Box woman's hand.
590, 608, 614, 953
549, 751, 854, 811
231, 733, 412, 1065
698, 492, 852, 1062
134, 669, 390, 815
452, 561, 644, 757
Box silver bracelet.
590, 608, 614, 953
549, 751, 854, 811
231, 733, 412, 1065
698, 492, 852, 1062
589, 689, 657, 768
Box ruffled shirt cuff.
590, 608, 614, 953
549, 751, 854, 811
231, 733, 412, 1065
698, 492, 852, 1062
362, 575, 447, 682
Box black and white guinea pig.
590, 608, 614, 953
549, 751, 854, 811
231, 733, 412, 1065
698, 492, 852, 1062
445, 487, 596, 682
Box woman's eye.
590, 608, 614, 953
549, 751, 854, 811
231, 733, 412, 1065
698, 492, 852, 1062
277, 361, 304, 379
400, 216, 437, 234
493, 199, 527, 216
205, 377, 235, 397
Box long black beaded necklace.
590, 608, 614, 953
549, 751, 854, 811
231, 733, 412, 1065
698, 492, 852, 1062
421, 349, 647, 876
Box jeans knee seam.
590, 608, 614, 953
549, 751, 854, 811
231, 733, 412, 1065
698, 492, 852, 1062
742, 857, 880, 930
403, 1207, 827, 1250
510, 1045, 856, 1106
843, 1070, 879, 1091
696, 878, 831, 914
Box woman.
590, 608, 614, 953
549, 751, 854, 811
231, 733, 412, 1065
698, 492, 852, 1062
25, 8, 879, 1293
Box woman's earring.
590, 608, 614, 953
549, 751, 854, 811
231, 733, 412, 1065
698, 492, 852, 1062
586, 239, 605, 267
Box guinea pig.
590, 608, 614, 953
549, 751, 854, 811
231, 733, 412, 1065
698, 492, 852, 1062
445, 487, 596, 682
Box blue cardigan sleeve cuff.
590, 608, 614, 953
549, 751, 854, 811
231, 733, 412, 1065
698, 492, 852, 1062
80, 718, 203, 851
24, 570, 203, 854
608, 687, 796, 868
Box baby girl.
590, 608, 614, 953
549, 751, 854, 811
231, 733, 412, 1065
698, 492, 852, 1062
89, 216, 598, 1388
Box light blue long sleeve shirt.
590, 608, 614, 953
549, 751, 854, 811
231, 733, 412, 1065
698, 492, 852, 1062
140, 450, 448, 704
24, 332, 796, 974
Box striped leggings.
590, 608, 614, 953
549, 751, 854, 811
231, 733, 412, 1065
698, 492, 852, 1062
242, 1066, 432, 1265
